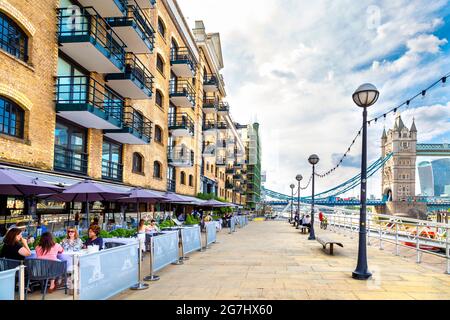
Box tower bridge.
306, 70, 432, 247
263, 115, 450, 217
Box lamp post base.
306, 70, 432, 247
130, 282, 149, 290
144, 275, 160, 282
352, 270, 372, 280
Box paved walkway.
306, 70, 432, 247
113, 220, 450, 300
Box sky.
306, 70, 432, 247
178, 0, 450, 199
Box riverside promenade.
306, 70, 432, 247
115, 220, 450, 300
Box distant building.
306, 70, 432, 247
431, 159, 450, 196
418, 161, 435, 196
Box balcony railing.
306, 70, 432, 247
55, 75, 124, 129
102, 159, 123, 181
202, 120, 216, 131
218, 102, 230, 114
168, 113, 195, 136
203, 98, 218, 113
226, 168, 235, 174
78, 0, 128, 17
122, 106, 153, 141
216, 156, 226, 166
225, 182, 234, 189
168, 146, 194, 167
170, 47, 197, 77
169, 79, 196, 108
106, 4, 155, 53
203, 74, 219, 92
54, 145, 88, 175
57, 7, 126, 73
217, 122, 228, 130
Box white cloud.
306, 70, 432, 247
178, 0, 450, 198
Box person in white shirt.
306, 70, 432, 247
302, 214, 312, 232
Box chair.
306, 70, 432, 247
0, 258, 22, 271
24, 259, 67, 300
104, 242, 126, 249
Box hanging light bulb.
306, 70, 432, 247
442, 76, 447, 87
421, 90, 426, 99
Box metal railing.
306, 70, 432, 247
169, 79, 196, 106
54, 145, 88, 175
314, 204, 450, 274
168, 146, 194, 166
55, 75, 124, 123
202, 120, 216, 131
226, 167, 235, 174
216, 156, 226, 166
168, 113, 195, 135
218, 102, 229, 113
102, 159, 123, 181
203, 74, 218, 86
57, 7, 126, 69
122, 106, 153, 141
170, 47, 197, 75
107, 4, 155, 51
125, 53, 154, 94
203, 98, 218, 109
217, 122, 228, 130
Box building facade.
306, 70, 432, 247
0, 0, 260, 208
418, 161, 435, 197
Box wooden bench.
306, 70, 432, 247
316, 236, 343, 255
297, 224, 308, 234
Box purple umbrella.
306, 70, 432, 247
117, 188, 170, 222
44, 180, 130, 228
201, 199, 231, 208
0, 167, 63, 195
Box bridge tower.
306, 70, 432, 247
379, 114, 426, 217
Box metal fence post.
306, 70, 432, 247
199, 227, 205, 252
131, 241, 149, 290
446, 226, 449, 274
416, 225, 421, 264
18, 265, 25, 301
144, 237, 160, 281
395, 222, 399, 256
73, 255, 79, 300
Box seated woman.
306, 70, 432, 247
146, 220, 160, 234
302, 214, 312, 231
0, 227, 32, 261
61, 228, 83, 252
35, 232, 64, 293
83, 225, 103, 251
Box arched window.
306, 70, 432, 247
132, 153, 143, 174
156, 54, 165, 75
157, 17, 166, 38
211, 164, 214, 173
180, 171, 186, 185
206, 162, 209, 171
153, 161, 162, 179
189, 175, 193, 187
0, 12, 28, 62
155, 89, 163, 108
0, 96, 24, 138
154, 125, 163, 143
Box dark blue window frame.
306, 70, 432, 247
0, 96, 24, 138
0, 11, 28, 61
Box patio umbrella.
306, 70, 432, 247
43, 180, 130, 228
117, 188, 170, 223
0, 167, 63, 195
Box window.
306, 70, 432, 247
156, 54, 164, 75
153, 161, 162, 179
211, 165, 214, 173
54, 119, 87, 174
155, 125, 163, 143
157, 17, 166, 38
155, 90, 163, 108
132, 153, 143, 174
206, 162, 209, 171
189, 175, 193, 187
180, 171, 186, 185
102, 139, 123, 181
0, 12, 28, 61
0, 96, 24, 138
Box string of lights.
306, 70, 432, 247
314, 72, 449, 179
367, 72, 449, 125
292, 174, 313, 196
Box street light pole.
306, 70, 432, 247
290, 184, 295, 224
352, 83, 379, 280
295, 175, 303, 229
308, 155, 319, 240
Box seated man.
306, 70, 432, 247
302, 214, 312, 232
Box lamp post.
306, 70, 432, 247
308, 155, 319, 240
352, 83, 379, 280
290, 184, 295, 224
295, 175, 302, 229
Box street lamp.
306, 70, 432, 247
352, 83, 379, 280
295, 175, 303, 229
308, 155, 319, 240
290, 184, 295, 224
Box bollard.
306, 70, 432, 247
130, 241, 149, 290
18, 264, 25, 301
73, 255, 80, 300
395, 222, 399, 256
144, 237, 160, 281
416, 225, 421, 264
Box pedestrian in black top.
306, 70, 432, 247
0, 227, 32, 261
83, 225, 103, 251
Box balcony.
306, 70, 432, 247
57, 7, 126, 73
202, 142, 216, 158
168, 113, 195, 137
104, 106, 152, 144
169, 79, 196, 108
54, 145, 88, 175
78, 0, 128, 17
216, 156, 226, 167
203, 74, 219, 92
55, 76, 123, 130
233, 174, 242, 181
105, 53, 154, 99
217, 122, 228, 131
203, 98, 218, 114
226, 168, 235, 175
218, 102, 230, 115
225, 182, 234, 190
168, 146, 194, 167
134, 0, 157, 8
106, 4, 155, 54
216, 140, 227, 150
170, 47, 196, 78
202, 120, 217, 132
102, 159, 123, 182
